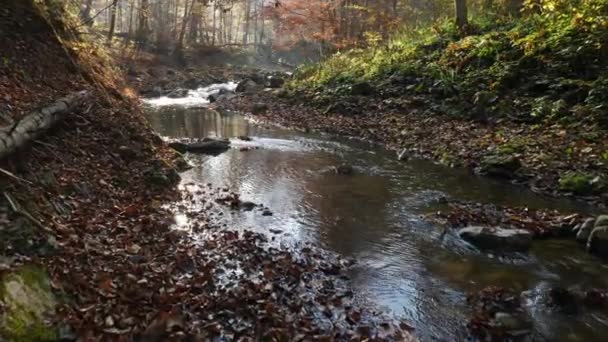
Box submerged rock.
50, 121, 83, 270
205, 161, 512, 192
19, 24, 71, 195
490, 312, 532, 337
458, 226, 533, 251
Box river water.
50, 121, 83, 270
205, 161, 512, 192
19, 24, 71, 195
144, 87, 608, 341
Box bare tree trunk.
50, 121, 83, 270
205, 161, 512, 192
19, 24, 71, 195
243, 0, 251, 45
125, 0, 135, 45
258, 0, 265, 49
137, 0, 150, 47
177, 0, 195, 49
455, 0, 468, 29
107, 0, 119, 43
212, 1, 217, 45
81, 0, 95, 25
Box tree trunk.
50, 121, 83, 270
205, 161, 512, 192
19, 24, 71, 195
107, 0, 119, 43
177, 0, 195, 50
242, 0, 251, 45
137, 0, 150, 46
81, 0, 94, 25
507, 0, 524, 17
0, 92, 88, 160
455, 0, 468, 29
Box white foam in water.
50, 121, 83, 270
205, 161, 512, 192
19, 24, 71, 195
143, 82, 238, 107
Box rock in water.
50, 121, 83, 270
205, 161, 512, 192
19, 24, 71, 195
479, 155, 522, 179
166, 88, 189, 98
490, 312, 532, 337
595, 215, 608, 227
236, 79, 259, 93
587, 216, 608, 258
334, 165, 354, 175
458, 226, 533, 251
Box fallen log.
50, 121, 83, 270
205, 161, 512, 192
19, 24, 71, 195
168, 139, 231, 155
0, 91, 89, 160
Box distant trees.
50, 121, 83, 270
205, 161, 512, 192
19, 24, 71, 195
77, 0, 547, 59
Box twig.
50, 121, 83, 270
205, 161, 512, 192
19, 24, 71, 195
0, 167, 33, 185
34, 140, 57, 149
3, 192, 54, 234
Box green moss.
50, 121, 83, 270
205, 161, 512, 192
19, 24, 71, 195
1, 265, 58, 341
559, 172, 595, 195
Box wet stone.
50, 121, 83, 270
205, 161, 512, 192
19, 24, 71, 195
458, 226, 533, 252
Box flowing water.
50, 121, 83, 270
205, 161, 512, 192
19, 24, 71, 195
144, 85, 608, 341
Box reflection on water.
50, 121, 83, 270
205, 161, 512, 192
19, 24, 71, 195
146, 106, 608, 341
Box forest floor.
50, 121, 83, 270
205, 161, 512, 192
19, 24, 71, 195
0, 3, 412, 341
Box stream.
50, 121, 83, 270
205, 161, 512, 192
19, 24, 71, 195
144, 84, 608, 341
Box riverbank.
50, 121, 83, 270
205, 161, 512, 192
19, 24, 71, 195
217, 88, 608, 208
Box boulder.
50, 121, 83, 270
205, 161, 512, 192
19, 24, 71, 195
587, 216, 608, 258
595, 215, 608, 227
479, 155, 522, 178
267, 75, 285, 88
587, 226, 608, 258
458, 226, 533, 252
0, 266, 58, 341
576, 218, 595, 243
236, 79, 259, 93
166, 88, 189, 98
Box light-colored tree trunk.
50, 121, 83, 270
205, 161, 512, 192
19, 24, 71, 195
242, 0, 251, 45
0, 92, 88, 160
